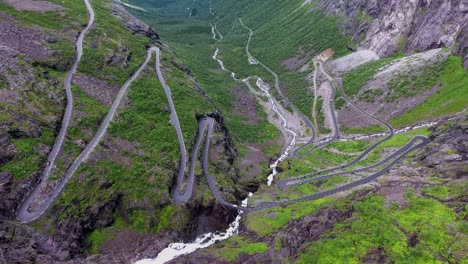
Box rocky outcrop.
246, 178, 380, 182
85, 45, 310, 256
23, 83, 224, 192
0, 165, 121, 263
0, 194, 120, 263
316, 0, 468, 67
85, 229, 177, 263
207, 112, 238, 165
454, 22, 468, 68
0, 133, 15, 166
421, 113, 468, 178
171, 206, 354, 264
336, 48, 450, 127
72, 73, 120, 107
111, 0, 161, 44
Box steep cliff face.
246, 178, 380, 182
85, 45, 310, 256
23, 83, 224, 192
316, 0, 468, 67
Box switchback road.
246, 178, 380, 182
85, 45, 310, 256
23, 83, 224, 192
16, 1, 432, 223
16, 0, 95, 223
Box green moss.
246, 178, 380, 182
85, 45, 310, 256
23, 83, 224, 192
422, 186, 449, 200
297, 190, 466, 263
156, 205, 174, 231
87, 228, 116, 254
390, 56, 468, 127
386, 61, 444, 102
1, 128, 55, 180
356, 9, 372, 24
0, 74, 8, 89
338, 57, 396, 106
245, 198, 333, 236
274, 236, 282, 251
328, 139, 372, 153
214, 235, 269, 261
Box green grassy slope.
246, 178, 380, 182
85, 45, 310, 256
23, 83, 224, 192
119, 1, 468, 262
0, 0, 229, 254
389, 56, 468, 127
127, 0, 351, 132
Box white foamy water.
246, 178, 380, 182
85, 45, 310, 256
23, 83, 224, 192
210, 23, 217, 40
135, 194, 252, 264
212, 48, 226, 70
338, 121, 439, 142
212, 48, 238, 80
136, 31, 297, 264
255, 78, 297, 186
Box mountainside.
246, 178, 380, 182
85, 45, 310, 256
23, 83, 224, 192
318, 0, 468, 67
0, 0, 245, 262
0, 0, 467, 263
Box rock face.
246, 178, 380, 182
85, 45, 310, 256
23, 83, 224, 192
336, 48, 450, 127
422, 113, 468, 178
0, 192, 133, 263
111, 0, 161, 44
316, 0, 468, 67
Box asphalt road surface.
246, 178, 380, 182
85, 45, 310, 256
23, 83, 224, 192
16, 0, 95, 223
15, 0, 432, 223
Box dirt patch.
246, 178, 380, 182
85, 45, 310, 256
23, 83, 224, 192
361, 247, 391, 264
326, 50, 379, 76
0, 11, 15, 21
0, 89, 19, 104
230, 84, 262, 125
98, 228, 176, 263
375, 184, 410, 207
0, 20, 51, 93
73, 74, 120, 107
99, 149, 133, 168
109, 136, 144, 156
317, 82, 337, 136
0, 20, 51, 61
336, 48, 450, 129
338, 81, 441, 128
281, 48, 314, 72
89, 136, 144, 168
337, 102, 382, 128
1, 0, 63, 11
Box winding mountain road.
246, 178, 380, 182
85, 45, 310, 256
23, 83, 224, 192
201, 119, 429, 212
15, 0, 433, 224
238, 18, 316, 155
298, 80, 340, 157
15, 0, 187, 221
202, 18, 430, 211
16, 0, 95, 223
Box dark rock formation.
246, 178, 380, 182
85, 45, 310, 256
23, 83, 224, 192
111, 0, 161, 44
0, 133, 15, 166
316, 0, 468, 67
0, 194, 120, 263
421, 113, 468, 178
172, 207, 353, 263
207, 112, 238, 165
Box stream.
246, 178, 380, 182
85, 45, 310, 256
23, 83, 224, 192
135, 194, 252, 264
132, 14, 444, 262
254, 78, 297, 186
135, 19, 298, 263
